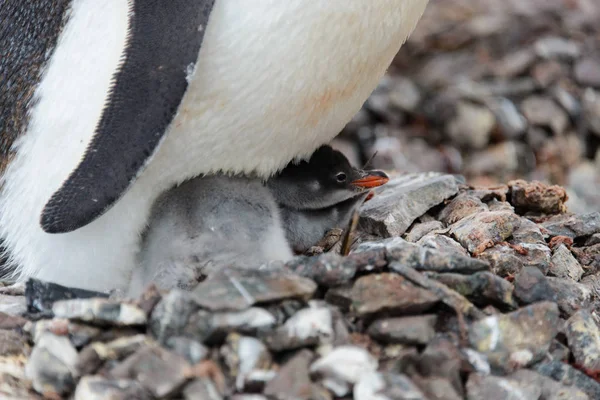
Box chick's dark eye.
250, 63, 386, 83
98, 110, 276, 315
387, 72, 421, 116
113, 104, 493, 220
336, 172, 347, 182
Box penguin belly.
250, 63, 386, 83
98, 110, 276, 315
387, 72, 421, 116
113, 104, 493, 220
1, 0, 428, 290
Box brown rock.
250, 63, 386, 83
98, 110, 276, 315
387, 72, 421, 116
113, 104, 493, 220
508, 180, 568, 214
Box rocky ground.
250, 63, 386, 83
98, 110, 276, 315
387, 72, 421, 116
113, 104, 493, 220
2, 1, 600, 399
1, 172, 600, 399
335, 0, 600, 213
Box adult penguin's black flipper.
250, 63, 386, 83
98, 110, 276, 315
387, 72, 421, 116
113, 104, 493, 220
41, 0, 216, 234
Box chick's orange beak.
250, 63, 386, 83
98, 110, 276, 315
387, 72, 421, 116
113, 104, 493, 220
351, 170, 389, 189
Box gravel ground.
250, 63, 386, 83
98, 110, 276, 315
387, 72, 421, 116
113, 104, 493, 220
2, 1, 600, 399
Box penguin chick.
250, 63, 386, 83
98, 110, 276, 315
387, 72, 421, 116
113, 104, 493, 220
268, 146, 389, 252
129, 146, 388, 296
129, 175, 292, 297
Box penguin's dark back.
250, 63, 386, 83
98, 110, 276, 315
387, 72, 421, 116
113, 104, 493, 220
0, 1, 72, 172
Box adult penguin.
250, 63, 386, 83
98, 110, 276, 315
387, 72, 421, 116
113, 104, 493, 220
0, 0, 429, 291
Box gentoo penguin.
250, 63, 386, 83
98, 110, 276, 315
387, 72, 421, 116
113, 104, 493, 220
129, 145, 388, 295
268, 146, 389, 253
1, 1, 429, 291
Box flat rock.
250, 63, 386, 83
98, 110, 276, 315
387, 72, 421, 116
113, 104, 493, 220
405, 221, 444, 243
25, 332, 78, 397
359, 173, 459, 237
109, 345, 191, 398
262, 302, 333, 352
342, 273, 439, 318
52, 298, 147, 326
191, 267, 317, 311
565, 310, 600, 371
221, 333, 272, 391
508, 180, 568, 214
549, 244, 584, 281
513, 267, 557, 305
286, 253, 357, 287
417, 234, 470, 257
540, 212, 600, 239
468, 302, 560, 373
446, 101, 496, 149
263, 349, 322, 400
166, 337, 210, 365
425, 271, 517, 310
0, 294, 28, 316
149, 290, 199, 344
354, 372, 428, 400
535, 361, 600, 400
310, 346, 378, 397
367, 315, 437, 346
74, 376, 152, 400
450, 211, 521, 255
478, 245, 524, 277
25, 279, 108, 315
510, 369, 589, 400
521, 96, 569, 134
575, 58, 600, 87
466, 373, 542, 400
438, 193, 488, 225
546, 277, 593, 318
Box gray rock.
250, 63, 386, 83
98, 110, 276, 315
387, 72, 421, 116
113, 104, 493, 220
549, 244, 584, 281
262, 301, 333, 352
52, 298, 146, 326
263, 350, 324, 400
359, 173, 459, 237
478, 245, 524, 277
74, 376, 152, 400
0, 329, 29, 357
354, 372, 428, 400
405, 221, 444, 243
221, 333, 272, 391
511, 369, 589, 400
367, 315, 437, 346
109, 345, 191, 398
575, 58, 600, 88
425, 271, 517, 310
389, 263, 486, 320
565, 310, 600, 371
551, 86, 581, 117
450, 211, 521, 255
534, 36, 581, 59
417, 234, 471, 257
285, 253, 357, 287
149, 290, 199, 344
418, 377, 463, 400
535, 361, 600, 399
488, 97, 527, 139
583, 89, 600, 135
191, 267, 317, 312
310, 346, 378, 397
521, 96, 568, 134
540, 212, 600, 239
447, 102, 496, 149
76, 335, 151, 377
337, 273, 439, 318
388, 77, 422, 113
166, 336, 210, 365
183, 379, 224, 400
0, 294, 27, 316
547, 277, 593, 318
468, 302, 560, 373
466, 373, 542, 400
25, 333, 78, 397
513, 267, 556, 305
438, 194, 488, 225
